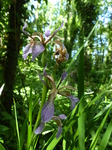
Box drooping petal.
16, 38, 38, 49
68, 95, 79, 110
61, 72, 67, 81
52, 116, 63, 138
34, 122, 45, 135
32, 42, 45, 61
54, 21, 64, 35
41, 100, 54, 123
56, 126, 62, 138
23, 43, 32, 60
58, 114, 67, 120
58, 90, 71, 97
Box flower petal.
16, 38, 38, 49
41, 100, 54, 123
56, 126, 62, 138
58, 90, 71, 97
61, 72, 67, 81
23, 43, 32, 60
59, 85, 76, 91
52, 116, 63, 138
22, 22, 29, 36
54, 22, 64, 35
58, 114, 67, 120
45, 29, 51, 39
22, 22, 27, 31
68, 95, 79, 110
34, 122, 45, 135
66, 52, 69, 60
32, 43, 45, 61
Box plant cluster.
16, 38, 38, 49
22, 21, 79, 139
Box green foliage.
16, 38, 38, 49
0, 0, 112, 149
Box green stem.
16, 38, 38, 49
27, 82, 32, 149
34, 79, 48, 130
35, 50, 47, 128
29, 78, 48, 149
28, 51, 48, 149
14, 100, 21, 150
78, 28, 85, 150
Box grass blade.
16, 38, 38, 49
0, 143, 6, 150
20, 117, 28, 150
78, 28, 85, 150
89, 104, 112, 150
27, 82, 33, 148
63, 139, 66, 150
98, 117, 112, 150
14, 100, 21, 150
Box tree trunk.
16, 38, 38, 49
1, 0, 27, 113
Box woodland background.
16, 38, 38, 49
0, 0, 112, 150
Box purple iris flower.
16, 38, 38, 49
22, 22, 64, 61
34, 66, 79, 138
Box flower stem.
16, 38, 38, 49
29, 51, 48, 149
35, 50, 48, 127
34, 78, 48, 129
27, 82, 32, 149
41, 50, 46, 67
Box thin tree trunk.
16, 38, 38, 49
1, 0, 26, 113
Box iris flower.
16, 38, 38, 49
22, 22, 64, 61
53, 39, 69, 63
34, 65, 79, 137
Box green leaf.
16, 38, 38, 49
98, 118, 112, 150
1, 111, 13, 120
0, 125, 9, 132
20, 117, 28, 150
63, 139, 66, 150
0, 143, 6, 150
